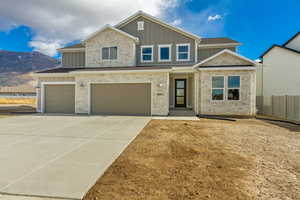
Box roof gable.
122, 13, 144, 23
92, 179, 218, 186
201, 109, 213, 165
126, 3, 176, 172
260, 45, 300, 58
115, 11, 201, 41
283, 31, 300, 47
82, 25, 139, 43
194, 49, 256, 68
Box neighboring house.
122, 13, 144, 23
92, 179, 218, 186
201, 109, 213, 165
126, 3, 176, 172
35, 11, 257, 116
258, 31, 300, 96
0, 86, 36, 97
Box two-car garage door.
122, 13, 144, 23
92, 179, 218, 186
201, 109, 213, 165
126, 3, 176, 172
90, 83, 151, 116
43, 83, 151, 115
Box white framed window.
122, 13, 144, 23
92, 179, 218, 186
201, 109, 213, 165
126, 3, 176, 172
102, 46, 117, 60
141, 45, 153, 63
158, 44, 171, 62
227, 76, 241, 100
137, 21, 144, 31
211, 76, 225, 101
176, 43, 190, 61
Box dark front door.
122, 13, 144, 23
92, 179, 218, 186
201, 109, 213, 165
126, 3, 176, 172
175, 79, 186, 107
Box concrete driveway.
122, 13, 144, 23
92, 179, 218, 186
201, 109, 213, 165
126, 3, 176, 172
0, 115, 150, 200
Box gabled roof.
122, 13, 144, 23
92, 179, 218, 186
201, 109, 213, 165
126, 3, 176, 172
58, 43, 85, 52
193, 49, 256, 68
199, 37, 241, 47
82, 24, 139, 43
260, 44, 300, 58
283, 31, 300, 46
115, 10, 201, 41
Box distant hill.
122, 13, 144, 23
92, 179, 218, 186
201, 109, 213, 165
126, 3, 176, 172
0, 50, 60, 87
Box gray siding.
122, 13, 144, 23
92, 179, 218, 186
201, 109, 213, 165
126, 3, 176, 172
62, 52, 85, 67
197, 47, 236, 62
119, 16, 196, 66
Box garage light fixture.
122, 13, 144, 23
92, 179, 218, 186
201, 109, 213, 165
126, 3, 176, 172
80, 83, 85, 87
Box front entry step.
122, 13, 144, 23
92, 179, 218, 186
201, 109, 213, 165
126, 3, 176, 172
169, 109, 196, 116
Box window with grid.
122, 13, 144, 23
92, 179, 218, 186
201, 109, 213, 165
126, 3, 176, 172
227, 76, 240, 100
212, 76, 224, 101
141, 46, 153, 62
102, 47, 117, 60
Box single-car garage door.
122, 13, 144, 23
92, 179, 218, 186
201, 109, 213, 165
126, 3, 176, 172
91, 83, 151, 115
44, 84, 75, 113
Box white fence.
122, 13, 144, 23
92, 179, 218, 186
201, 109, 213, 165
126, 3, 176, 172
256, 96, 300, 122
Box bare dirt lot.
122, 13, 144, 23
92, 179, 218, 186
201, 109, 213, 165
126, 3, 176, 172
83, 119, 300, 200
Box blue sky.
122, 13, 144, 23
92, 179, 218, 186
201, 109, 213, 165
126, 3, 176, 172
0, 0, 299, 60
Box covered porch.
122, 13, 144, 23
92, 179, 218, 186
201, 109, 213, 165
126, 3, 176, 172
169, 72, 198, 116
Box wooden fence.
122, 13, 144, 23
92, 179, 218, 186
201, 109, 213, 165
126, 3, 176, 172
256, 96, 300, 122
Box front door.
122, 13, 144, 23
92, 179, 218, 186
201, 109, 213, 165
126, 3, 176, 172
175, 79, 186, 107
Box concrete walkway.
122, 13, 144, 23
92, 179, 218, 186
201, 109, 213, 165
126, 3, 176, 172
0, 115, 150, 200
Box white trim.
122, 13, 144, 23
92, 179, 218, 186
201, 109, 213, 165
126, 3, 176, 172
58, 48, 85, 52
33, 73, 75, 77
176, 43, 191, 61
40, 82, 75, 113
137, 21, 144, 31
199, 66, 255, 71
198, 43, 241, 48
88, 81, 153, 115
158, 44, 172, 62
194, 49, 257, 68
141, 45, 154, 63
211, 75, 225, 101
115, 11, 201, 41
194, 40, 198, 63
82, 24, 139, 43
227, 75, 241, 101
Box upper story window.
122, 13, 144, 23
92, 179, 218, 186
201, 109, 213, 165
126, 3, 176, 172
158, 44, 171, 62
176, 43, 190, 61
137, 21, 144, 31
141, 45, 153, 62
102, 46, 117, 60
212, 76, 225, 101
227, 76, 241, 100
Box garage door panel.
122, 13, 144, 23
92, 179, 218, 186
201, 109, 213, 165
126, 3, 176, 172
91, 83, 151, 115
44, 85, 75, 113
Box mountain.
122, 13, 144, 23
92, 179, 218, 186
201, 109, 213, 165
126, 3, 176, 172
0, 50, 60, 87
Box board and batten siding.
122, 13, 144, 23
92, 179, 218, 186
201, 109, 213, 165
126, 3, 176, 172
197, 47, 236, 62
119, 16, 196, 66
62, 52, 85, 67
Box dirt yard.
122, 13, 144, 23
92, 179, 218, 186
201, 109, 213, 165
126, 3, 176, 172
83, 119, 300, 200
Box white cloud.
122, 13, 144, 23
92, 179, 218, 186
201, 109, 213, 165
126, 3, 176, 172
208, 14, 222, 22
0, 0, 179, 56
170, 19, 182, 26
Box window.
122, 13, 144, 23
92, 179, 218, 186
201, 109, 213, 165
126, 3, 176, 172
212, 76, 224, 101
158, 44, 171, 62
176, 44, 190, 61
102, 47, 117, 60
227, 76, 240, 100
141, 45, 153, 62
137, 21, 144, 31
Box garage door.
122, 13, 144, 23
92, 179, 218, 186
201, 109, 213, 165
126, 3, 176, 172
44, 84, 75, 113
91, 83, 151, 115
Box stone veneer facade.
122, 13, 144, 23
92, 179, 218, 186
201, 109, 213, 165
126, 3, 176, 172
75, 72, 169, 115
85, 29, 136, 67
198, 70, 256, 115
203, 53, 251, 66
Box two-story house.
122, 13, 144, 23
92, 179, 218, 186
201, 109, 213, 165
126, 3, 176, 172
35, 11, 257, 116
258, 31, 300, 96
